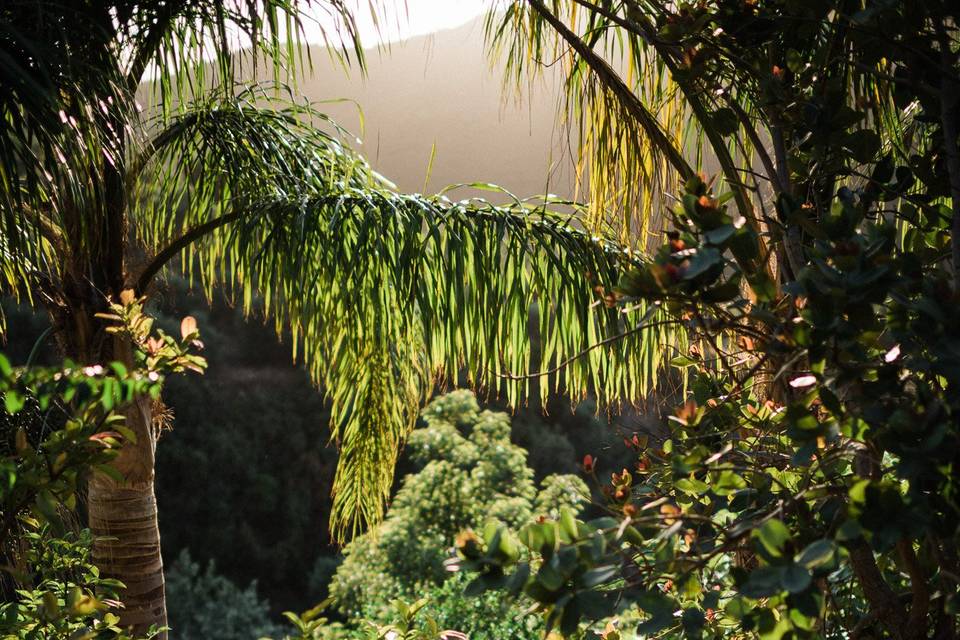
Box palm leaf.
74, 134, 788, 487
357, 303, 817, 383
133, 94, 677, 536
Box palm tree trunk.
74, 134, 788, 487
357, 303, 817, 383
86, 338, 168, 638
88, 480, 167, 636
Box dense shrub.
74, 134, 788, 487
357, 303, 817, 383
456, 2, 960, 638
0, 296, 204, 638
328, 390, 588, 637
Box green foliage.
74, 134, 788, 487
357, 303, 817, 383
137, 278, 636, 617
457, 2, 960, 638
0, 525, 157, 639
164, 549, 284, 640
1, 0, 677, 541
0, 296, 204, 637
422, 572, 543, 639
329, 390, 587, 637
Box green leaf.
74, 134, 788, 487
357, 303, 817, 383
4, 390, 25, 414
795, 540, 836, 570
634, 591, 675, 635
559, 507, 578, 541
780, 564, 812, 593
703, 224, 736, 246
754, 519, 792, 558
843, 129, 881, 163
683, 247, 722, 280
740, 566, 785, 598
711, 108, 739, 136
712, 470, 747, 496
580, 565, 618, 589
785, 49, 804, 73
675, 477, 709, 495
536, 557, 565, 591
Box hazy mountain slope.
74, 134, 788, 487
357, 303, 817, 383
297, 17, 577, 200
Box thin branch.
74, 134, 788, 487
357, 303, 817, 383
496, 308, 677, 381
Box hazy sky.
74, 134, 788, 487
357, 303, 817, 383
308, 0, 489, 45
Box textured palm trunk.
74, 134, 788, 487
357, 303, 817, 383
88, 391, 168, 638
89, 485, 166, 635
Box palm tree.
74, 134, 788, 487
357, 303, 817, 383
1, 1, 672, 634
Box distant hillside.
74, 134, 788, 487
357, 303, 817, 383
294, 17, 577, 200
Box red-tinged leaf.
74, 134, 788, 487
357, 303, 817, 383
180, 315, 198, 340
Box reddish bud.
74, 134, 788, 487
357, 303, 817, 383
582, 454, 596, 473
583, 453, 597, 473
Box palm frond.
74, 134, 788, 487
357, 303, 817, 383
0, 0, 383, 295
134, 94, 677, 537
484, 0, 692, 249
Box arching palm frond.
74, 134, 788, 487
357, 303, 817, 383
484, 1, 911, 285
133, 93, 676, 537
2, 0, 679, 538
0, 0, 377, 295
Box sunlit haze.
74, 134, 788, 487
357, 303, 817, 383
307, 0, 489, 45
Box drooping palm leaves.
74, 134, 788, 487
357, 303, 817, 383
1, 1, 681, 539
131, 91, 674, 537
483, 0, 911, 289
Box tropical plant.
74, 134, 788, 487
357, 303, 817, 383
1, 296, 204, 638
0, 0, 678, 633
329, 390, 585, 638
453, 1, 959, 638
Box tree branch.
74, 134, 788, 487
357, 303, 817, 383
541, 0, 777, 292
848, 540, 907, 640
935, 22, 960, 281
897, 538, 930, 640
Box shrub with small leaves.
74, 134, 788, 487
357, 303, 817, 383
328, 390, 586, 637
456, 2, 959, 638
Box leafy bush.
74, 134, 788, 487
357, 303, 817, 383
455, 2, 960, 639
328, 390, 587, 637
0, 294, 206, 638
165, 549, 284, 640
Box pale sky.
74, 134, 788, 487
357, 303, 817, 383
306, 0, 490, 45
